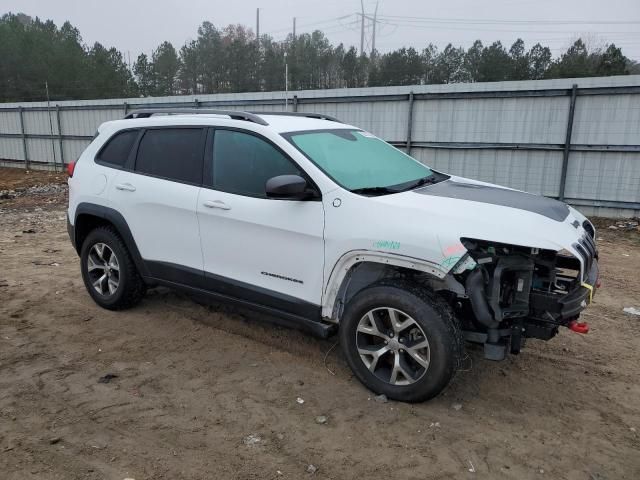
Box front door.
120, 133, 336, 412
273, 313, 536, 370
196, 128, 325, 317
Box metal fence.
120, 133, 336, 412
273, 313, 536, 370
1, 75, 639, 217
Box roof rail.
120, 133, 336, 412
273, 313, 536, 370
250, 111, 342, 123
124, 108, 269, 126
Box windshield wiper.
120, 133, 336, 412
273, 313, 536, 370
350, 186, 401, 196
393, 175, 440, 192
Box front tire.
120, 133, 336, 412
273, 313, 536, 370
80, 226, 146, 310
340, 280, 462, 402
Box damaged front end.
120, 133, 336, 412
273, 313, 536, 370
454, 231, 599, 361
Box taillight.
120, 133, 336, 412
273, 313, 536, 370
67, 161, 76, 177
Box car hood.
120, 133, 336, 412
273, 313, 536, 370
372, 175, 591, 257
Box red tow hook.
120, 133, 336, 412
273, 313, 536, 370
568, 320, 590, 334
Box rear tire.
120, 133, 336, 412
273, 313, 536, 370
339, 280, 462, 402
80, 226, 146, 310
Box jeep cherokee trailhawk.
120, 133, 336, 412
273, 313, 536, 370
67, 109, 599, 402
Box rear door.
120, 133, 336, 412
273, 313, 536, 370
110, 127, 206, 283
196, 128, 325, 315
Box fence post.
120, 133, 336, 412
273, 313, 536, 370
18, 106, 29, 170
123, 101, 128, 117
558, 84, 578, 201
194, 98, 200, 109
56, 105, 64, 168
293, 95, 298, 112
406, 91, 415, 154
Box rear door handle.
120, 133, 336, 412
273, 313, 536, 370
203, 200, 231, 210
115, 183, 136, 192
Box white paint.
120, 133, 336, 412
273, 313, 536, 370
69, 114, 596, 321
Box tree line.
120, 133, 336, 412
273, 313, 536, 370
1, 12, 637, 103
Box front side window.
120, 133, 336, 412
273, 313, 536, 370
212, 129, 302, 197
97, 129, 138, 167
285, 129, 435, 193
135, 128, 203, 184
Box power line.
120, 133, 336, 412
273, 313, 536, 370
262, 14, 354, 36
375, 18, 640, 36
375, 15, 640, 26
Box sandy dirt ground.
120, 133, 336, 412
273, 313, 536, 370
1, 167, 639, 480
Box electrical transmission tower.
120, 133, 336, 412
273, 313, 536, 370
358, 1, 381, 57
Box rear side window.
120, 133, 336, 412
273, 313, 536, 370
212, 129, 302, 197
135, 128, 204, 184
97, 130, 138, 167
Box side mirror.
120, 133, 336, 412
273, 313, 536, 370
265, 175, 317, 200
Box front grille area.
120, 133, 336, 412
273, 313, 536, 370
574, 234, 597, 281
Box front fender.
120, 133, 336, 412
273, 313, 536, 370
321, 250, 447, 320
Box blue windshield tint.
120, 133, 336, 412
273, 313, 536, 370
287, 130, 432, 190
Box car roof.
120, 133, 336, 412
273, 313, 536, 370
102, 110, 358, 135
258, 114, 354, 133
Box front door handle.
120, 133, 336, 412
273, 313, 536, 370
203, 200, 231, 211
115, 183, 136, 192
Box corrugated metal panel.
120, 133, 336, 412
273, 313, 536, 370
0, 137, 24, 160
564, 151, 640, 202
60, 108, 122, 136
572, 93, 640, 145
24, 110, 60, 136
412, 97, 569, 144
413, 148, 562, 197
0, 75, 639, 216
0, 111, 21, 135
63, 139, 92, 162
299, 101, 409, 139
25, 138, 62, 164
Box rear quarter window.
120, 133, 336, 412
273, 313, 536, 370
96, 130, 139, 168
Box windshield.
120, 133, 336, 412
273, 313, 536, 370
284, 129, 434, 192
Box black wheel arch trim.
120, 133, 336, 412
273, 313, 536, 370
73, 202, 149, 277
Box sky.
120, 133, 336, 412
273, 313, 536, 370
2, 0, 640, 60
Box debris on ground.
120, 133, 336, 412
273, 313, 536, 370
468, 460, 476, 473
242, 434, 261, 446
306, 464, 317, 474
296, 397, 305, 405
315, 415, 328, 425
623, 307, 640, 316
373, 394, 388, 403
32, 260, 60, 266
97, 374, 119, 384
0, 183, 68, 200
49, 437, 61, 445
609, 220, 639, 231
22, 229, 36, 234
452, 403, 463, 411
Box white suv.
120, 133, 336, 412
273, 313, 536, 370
67, 109, 599, 402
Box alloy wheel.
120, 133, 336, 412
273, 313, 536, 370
356, 307, 430, 386
86, 242, 120, 296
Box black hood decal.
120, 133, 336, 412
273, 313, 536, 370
414, 180, 570, 222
